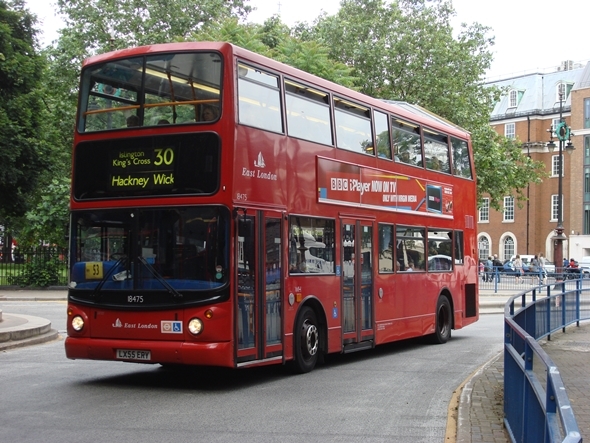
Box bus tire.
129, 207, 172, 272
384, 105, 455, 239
294, 306, 320, 373
431, 296, 452, 344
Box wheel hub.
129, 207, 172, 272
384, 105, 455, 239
304, 323, 319, 356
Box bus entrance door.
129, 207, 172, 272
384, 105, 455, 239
236, 210, 283, 366
341, 220, 375, 352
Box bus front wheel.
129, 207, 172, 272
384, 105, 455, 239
294, 306, 320, 373
431, 296, 452, 344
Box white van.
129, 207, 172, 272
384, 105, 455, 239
578, 256, 590, 276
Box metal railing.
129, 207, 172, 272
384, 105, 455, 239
504, 280, 589, 442
481, 267, 584, 293
0, 247, 68, 287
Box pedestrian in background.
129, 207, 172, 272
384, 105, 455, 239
539, 252, 547, 284
530, 255, 541, 285
514, 255, 524, 284
485, 256, 493, 282
492, 254, 503, 283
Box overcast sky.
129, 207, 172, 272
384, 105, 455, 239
28, 0, 590, 80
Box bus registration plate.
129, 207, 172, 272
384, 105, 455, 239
116, 349, 151, 361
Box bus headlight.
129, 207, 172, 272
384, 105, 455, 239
188, 318, 203, 335
71, 315, 85, 331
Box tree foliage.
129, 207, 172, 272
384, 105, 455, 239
0, 0, 47, 219
193, 16, 357, 87
18, 177, 70, 247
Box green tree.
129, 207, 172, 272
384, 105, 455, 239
194, 16, 357, 86
19, 177, 70, 247
0, 0, 48, 259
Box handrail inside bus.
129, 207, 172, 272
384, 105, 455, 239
83, 99, 219, 117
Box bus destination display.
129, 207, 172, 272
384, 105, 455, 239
109, 147, 175, 191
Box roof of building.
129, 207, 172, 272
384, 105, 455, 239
486, 64, 587, 120
572, 62, 590, 91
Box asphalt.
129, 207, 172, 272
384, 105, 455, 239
0, 288, 588, 442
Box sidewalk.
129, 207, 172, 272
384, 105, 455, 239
0, 289, 587, 442
0, 288, 66, 350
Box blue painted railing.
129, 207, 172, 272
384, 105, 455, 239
504, 280, 590, 443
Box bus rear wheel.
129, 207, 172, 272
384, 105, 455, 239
431, 296, 452, 344
294, 306, 320, 373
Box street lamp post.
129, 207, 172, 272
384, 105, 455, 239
547, 91, 575, 278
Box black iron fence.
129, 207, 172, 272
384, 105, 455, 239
0, 247, 68, 288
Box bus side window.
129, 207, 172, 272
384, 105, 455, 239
378, 224, 393, 272
392, 118, 422, 167
374, 111, 392, 160
424, 129, 450, 174
285, 80, 332, 146
451, 137, 473, 179
396, 226, 425, 271
454, 230, 464, 264
238, 64, 283, 134
334, 97, 373, 156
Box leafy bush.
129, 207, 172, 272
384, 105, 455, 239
8, 254, 63, 288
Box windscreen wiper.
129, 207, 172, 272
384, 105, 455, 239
92, 256, 127, 300
137, 256, 183, 300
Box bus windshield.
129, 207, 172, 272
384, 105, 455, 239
78, 51, 222, 132
69, 206, 229, 291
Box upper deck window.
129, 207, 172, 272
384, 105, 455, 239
423, 128, 450, 173
334, 97, 373, 155
374, 111, 392, 160
451, 137, 472, 179
238, 63, 283, 133
78, 52, 222, 132
285, 80, 332, 145
392, 118, 422, 167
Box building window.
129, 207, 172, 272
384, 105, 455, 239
478, 236, 489, 261
551, 195, 562, 221
509, 90, 517, 107
556, 82, 573, 101
585, 98, 590, 129
503, 196, 514, 222
552, 118, 560, 136
479, 198, 489, 222
557, 83, 566, 100
503, 236, 515, 261
505, 122, 515, 139
585, 205, 590, 235
508, 89, 523, 108
552, 154, 564, 177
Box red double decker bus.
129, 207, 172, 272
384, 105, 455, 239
65, 42, 478, 373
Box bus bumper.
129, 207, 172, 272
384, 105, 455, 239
65, 337, 234, 368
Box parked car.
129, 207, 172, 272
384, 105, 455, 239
499, 260, 517, 275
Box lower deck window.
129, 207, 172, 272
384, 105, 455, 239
289, 216, 335, 274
